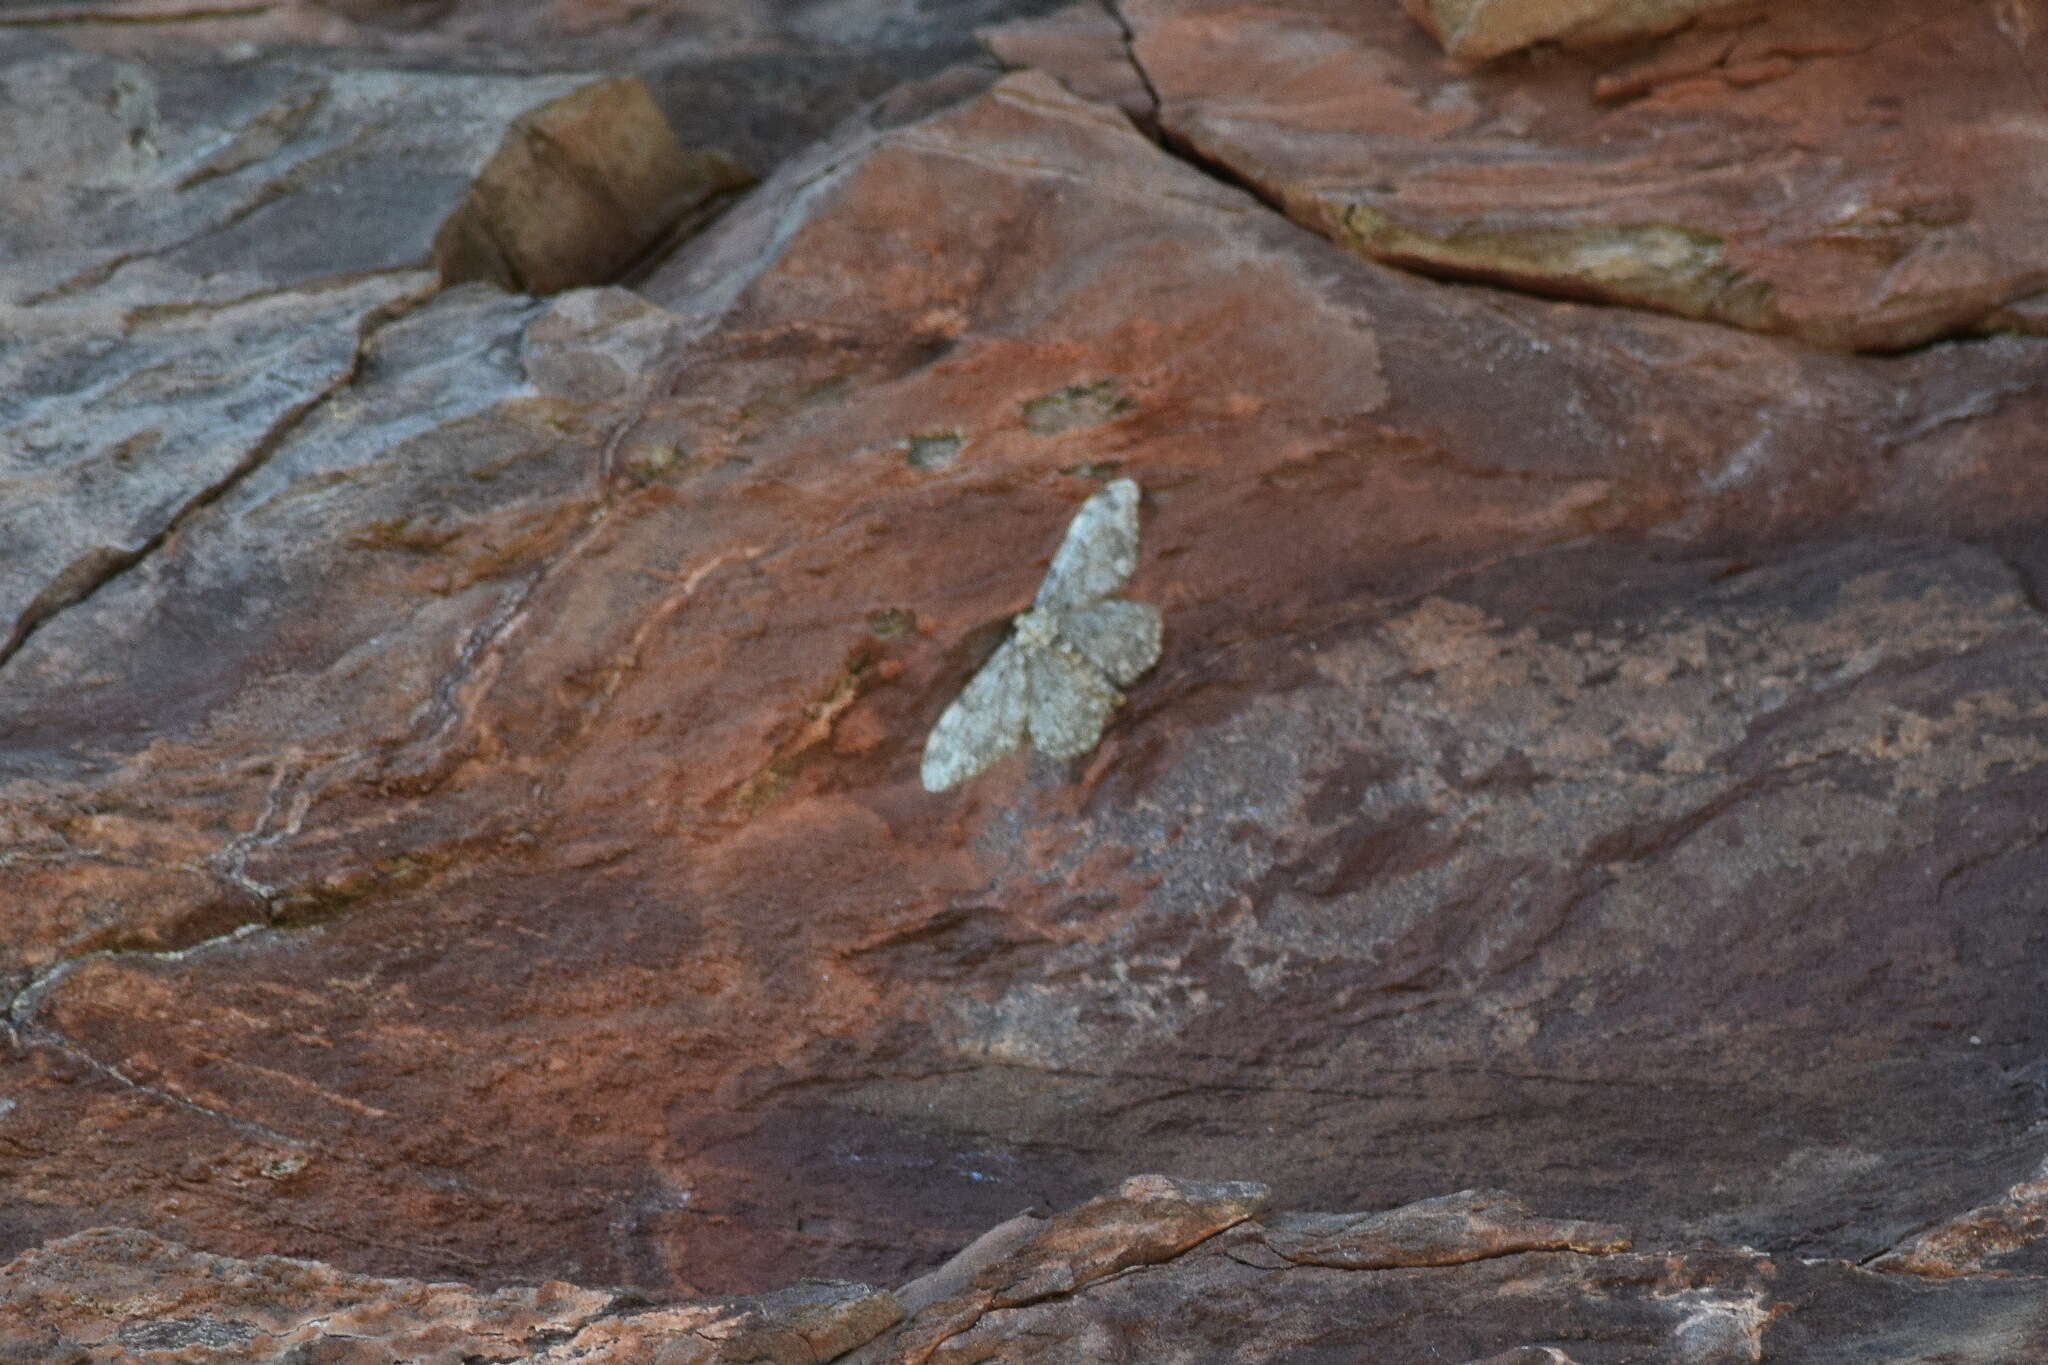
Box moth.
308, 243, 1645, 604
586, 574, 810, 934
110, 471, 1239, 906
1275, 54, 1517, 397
921, 478, 1162, 792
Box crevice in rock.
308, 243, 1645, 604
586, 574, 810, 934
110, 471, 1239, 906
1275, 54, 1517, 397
1855, 1150, 2048, 1277
1138, 115, 1294, 224
1575, 768, 1785, 870
1984, 544, 2048, 619
613, 182, 753, 292
1049, 17, 2046, 356
1097, 0, 1163, 127
735, 1057, 1744, 1122
18, 248, 145, 306
1262, 1234, 1632, 1273
0, 757, 467, 1044
0, 280, 436, 676
1069, 32, 1746, 338
174, 86, 330, 194
1935, 826, 2048, 906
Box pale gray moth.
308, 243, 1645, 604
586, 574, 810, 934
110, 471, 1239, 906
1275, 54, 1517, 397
921, 478, 1163, 792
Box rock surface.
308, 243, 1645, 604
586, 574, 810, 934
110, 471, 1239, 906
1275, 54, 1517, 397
1399, 0, 1756, 61
2, 2, 2046, 1362
0, 35, 737, 667
0, 1223, 904, 1364
9, 1181, 2047, 1362
1096, 0, 2048, 349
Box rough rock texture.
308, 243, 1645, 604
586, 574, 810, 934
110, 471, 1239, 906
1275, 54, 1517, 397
1867, 1153, 2048, 1280
11, 1181, 2048, 1362
0, 36, 738, 665
1092, 0, 2048, 349
2, 2, 2047, 1361
980, 3, 1156, 123
19, 0, 1070, 184
1400, 0, 1757, 61
0, 1224, 904, 1364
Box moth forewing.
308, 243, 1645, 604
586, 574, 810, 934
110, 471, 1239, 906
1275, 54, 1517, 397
919, 638, 1032, 792
1033, 478, 1142, 611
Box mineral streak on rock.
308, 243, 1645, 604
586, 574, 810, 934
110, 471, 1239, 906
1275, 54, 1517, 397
921, 478, 1163, 792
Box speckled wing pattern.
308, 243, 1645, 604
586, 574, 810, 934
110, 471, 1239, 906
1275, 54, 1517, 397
1050, 599, 1162, 687
1034, 476, 1141, 610
919, 637, 1031, 793
1024, 645, 1122, 761
921, 479, 1163, 792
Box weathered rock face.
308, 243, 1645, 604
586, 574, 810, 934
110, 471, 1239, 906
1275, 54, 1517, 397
0, 1223, 904, 1364
0, 35, 738, 671
33, 0, 1071, 188
2, 2, 2046, 1361
1399, 0, 1757, 61
1100, 0, 2048, 350
9, 1180, 2048, 1362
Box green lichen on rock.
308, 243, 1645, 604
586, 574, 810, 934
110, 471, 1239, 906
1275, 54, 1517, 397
619, 438, 688, 486
866, 607, 917, 639
1023, 380, 1133, 435
1334, 202, 1779, 334
904, 430, 965, 470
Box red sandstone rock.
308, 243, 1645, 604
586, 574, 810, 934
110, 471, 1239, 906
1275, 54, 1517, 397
978, 3, 1157, 124
1111, 0, 2048, 349
0, 1226, 618, 1362
2, 9, 2047, 1362
1399, 0, 1756, 62
861, 1174, 1267, 1363
11, 1183, 2041, 1361
5, 64, 2046, 1309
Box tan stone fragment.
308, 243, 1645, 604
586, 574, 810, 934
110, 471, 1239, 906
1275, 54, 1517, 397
434, 77, 752, 296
